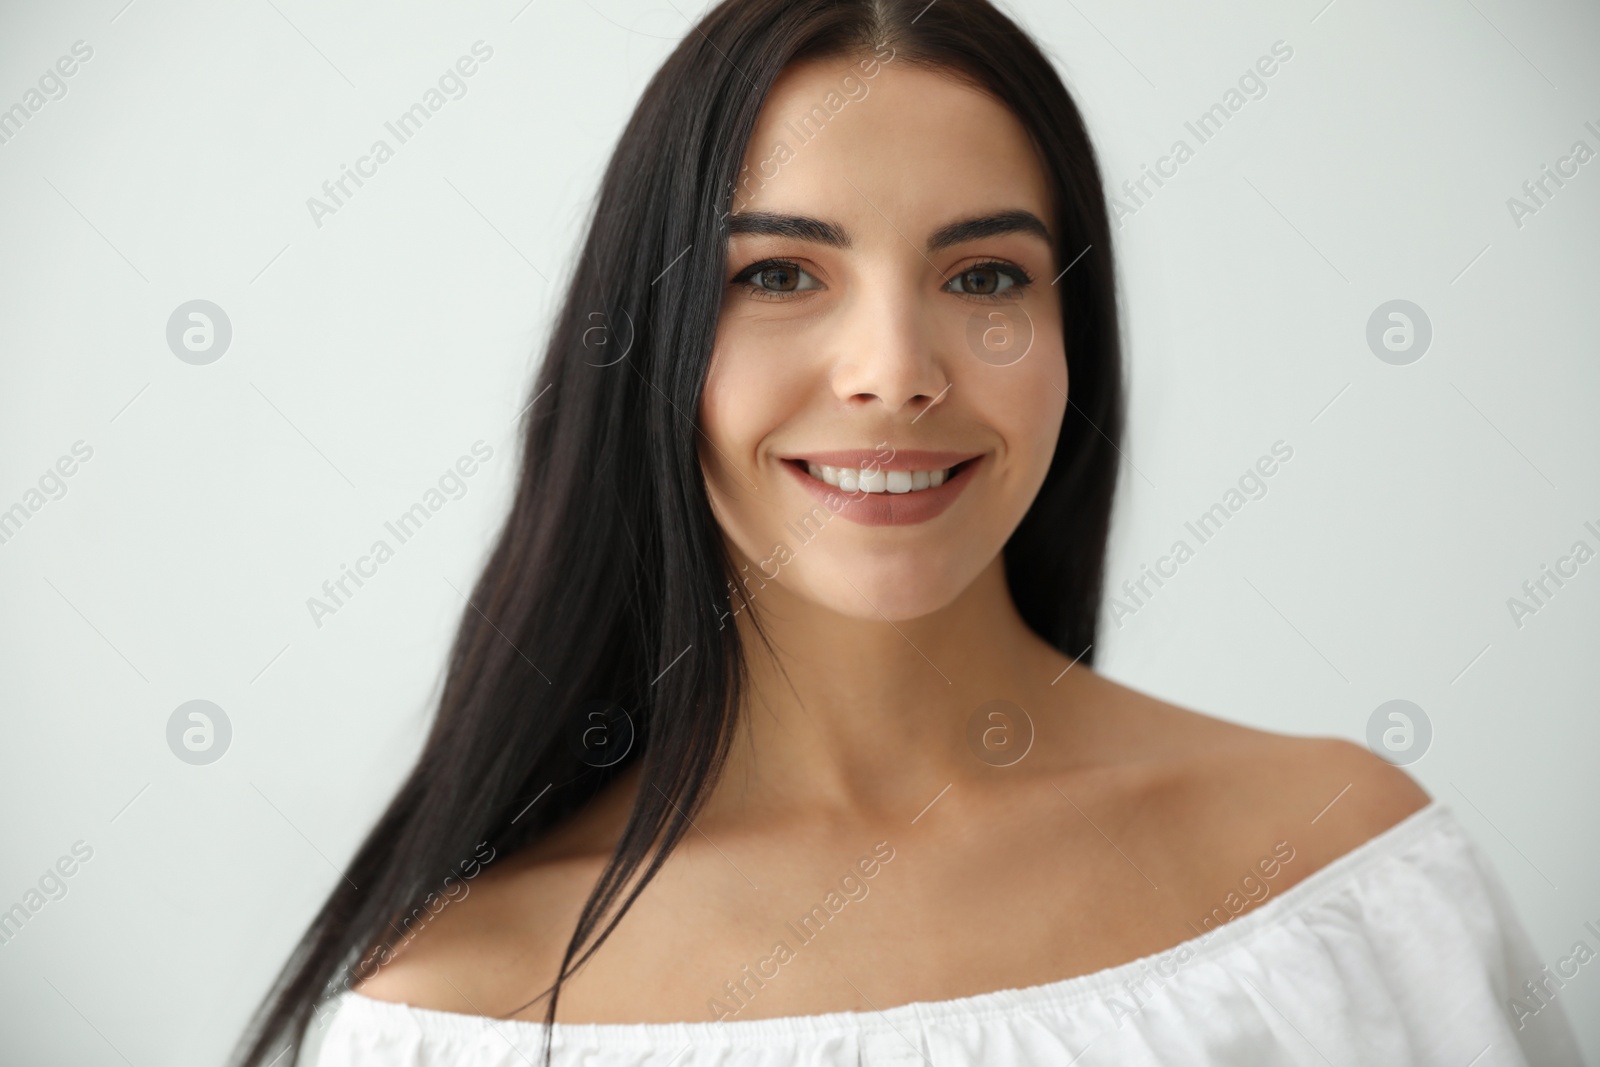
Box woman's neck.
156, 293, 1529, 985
701, 553, 1079, 829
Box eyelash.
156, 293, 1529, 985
730, 259, 813, 302
729, 258, 1035, 302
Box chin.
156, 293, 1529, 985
801, 556, 973, 623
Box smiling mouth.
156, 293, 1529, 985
787, 458, 978, 494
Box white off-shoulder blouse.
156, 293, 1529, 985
312, 802, 1585, 1066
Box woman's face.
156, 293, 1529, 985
698, 56, 1068, 623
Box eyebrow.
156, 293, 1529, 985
724, 208, 1052, 254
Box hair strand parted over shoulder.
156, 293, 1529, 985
231, 1, 1121, 1064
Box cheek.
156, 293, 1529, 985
697, 342, 804, 546
1029, 364, 1068, 460
970, 336, 1067, 475
699, 348, 766, 474
700, 323, 817, 460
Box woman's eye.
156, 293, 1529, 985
735, 260, 821, 298
732, 259, 1029, 301
944, 263, 1029, 298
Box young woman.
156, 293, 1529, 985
234, 1, 1582, 1064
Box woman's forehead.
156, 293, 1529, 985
734, 59, 1053, 235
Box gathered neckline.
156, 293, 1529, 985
336, 800, 1455, 1048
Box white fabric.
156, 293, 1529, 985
313, 802, 1585, 1066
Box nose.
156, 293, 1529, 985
827, 282, 951, 418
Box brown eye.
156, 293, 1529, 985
756, 265, 800, 291
961, 267, 1000, 294
943, 262, 1028, 298
733, 259, 821, 297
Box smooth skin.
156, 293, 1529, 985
357, 57, 1429, 1024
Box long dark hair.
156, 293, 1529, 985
232, 0, 1122, 1063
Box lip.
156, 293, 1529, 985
781, 449, 982, 471
781, 454, 983, 527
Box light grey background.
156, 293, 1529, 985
1, 0, 1595, 1063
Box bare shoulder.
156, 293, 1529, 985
1063, 668, 1432, 895
353, 773, 638, 1015
1181, 726, 1433, 877
350, 849, 602, 1015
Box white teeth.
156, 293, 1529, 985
803, 461, 957, 493
809, 464, 834, 486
